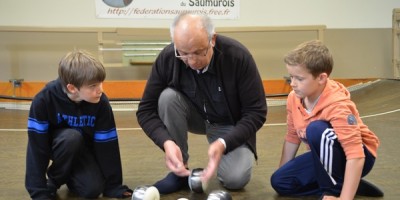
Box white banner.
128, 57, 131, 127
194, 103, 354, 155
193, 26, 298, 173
95, 0, 240, 19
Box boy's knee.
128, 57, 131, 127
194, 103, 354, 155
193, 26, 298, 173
270, 171, 297, 196
270, 171, 279, 189
64, 129, 82, 140
79, 188, 102, 199
54, 129, 83, 152
270, 171, 285, 194
71, 182, 103, 199
307, 120, 331, 134
306, 120, 332, 142
64, 130, 83, 149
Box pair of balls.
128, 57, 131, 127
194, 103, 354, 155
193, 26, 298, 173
132, 168, 231, 200
189, 168, 232, 200
207, 190, 232, 200
178, 190, 232, 200
132, 186, 231, 200
131, 168, 206, 200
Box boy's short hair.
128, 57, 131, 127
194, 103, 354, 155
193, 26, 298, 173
58, 50, 106, 92
284, 40, 333, 77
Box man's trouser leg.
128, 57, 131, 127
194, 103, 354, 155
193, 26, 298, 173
205, 123, 254, 190
158, 87, 205, 163
158, 88, 254, 190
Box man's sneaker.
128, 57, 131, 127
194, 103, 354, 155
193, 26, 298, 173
153, 172, 188, 194
356, 179, 384, 197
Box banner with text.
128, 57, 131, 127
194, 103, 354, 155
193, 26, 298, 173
96, 0, 240, 19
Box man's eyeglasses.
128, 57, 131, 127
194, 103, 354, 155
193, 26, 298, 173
174, 40, 212, 59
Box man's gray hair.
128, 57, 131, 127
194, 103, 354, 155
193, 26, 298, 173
170, 13, 215, 41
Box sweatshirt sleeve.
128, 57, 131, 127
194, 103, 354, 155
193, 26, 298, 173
92, 98, 131, 197
220, 52, 267, 154
285, 92, 302, 144
136, 48, 175, 150
25, 95, 53, 200
325, 102, 365, 160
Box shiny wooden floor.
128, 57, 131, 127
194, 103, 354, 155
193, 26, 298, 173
1, 79, 399, 200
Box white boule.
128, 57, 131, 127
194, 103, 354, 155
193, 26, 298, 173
142, 186, 160, 200
132, 185, 160, 200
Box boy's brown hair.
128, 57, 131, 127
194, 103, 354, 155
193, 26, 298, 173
284, 40, 333, 77
58, 50, 106, 92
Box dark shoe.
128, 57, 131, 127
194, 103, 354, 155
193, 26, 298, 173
153, 172, 188, 194
356, 179, 384, 197
47, 179, 58, 200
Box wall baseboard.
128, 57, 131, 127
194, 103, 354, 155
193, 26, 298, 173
0, 78, 376, 102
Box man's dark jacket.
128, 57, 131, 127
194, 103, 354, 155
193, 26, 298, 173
136, 35, 267, 159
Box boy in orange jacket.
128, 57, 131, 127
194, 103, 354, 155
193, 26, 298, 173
270, 40, 383, 200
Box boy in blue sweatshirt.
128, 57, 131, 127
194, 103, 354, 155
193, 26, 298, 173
25, 50, 132, 199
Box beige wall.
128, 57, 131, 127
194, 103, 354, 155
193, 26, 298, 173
325, 29, 393, 79
1, 0, 399, 28
0, 1, 398, 81
0, 26, 394, 82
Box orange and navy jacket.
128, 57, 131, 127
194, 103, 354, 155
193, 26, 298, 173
285, 79, 379, 159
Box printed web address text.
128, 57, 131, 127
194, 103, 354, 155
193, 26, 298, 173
107, 7, 232, 16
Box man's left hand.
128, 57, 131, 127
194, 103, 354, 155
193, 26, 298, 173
201, 139, 225, 183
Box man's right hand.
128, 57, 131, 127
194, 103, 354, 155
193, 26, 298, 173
163, 140, 190, 177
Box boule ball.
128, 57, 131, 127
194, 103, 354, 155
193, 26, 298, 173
207, 190, 232, 200
188, 168, 208, 193
131, 185, 160, 200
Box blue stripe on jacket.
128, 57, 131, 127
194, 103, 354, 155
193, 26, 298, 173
94, 128, 118, 142
27, 118, 49, 134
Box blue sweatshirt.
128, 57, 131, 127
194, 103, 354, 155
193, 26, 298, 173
25, 79, 128, 199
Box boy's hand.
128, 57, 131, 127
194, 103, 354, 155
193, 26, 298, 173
321, 195, 340, 200
122, 190, 132, 198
